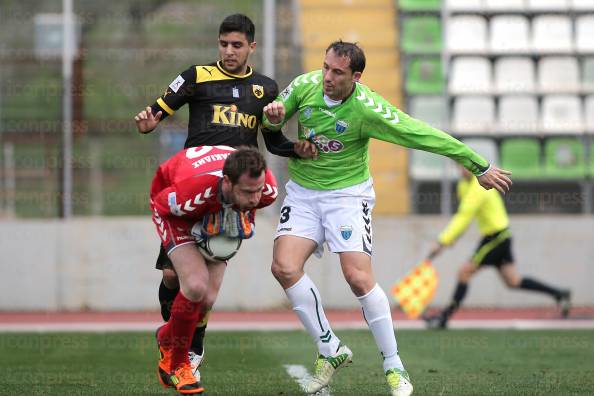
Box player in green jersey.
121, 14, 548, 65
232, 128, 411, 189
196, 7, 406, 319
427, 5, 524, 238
262, 41, 512, 396
423, 165, 571, 329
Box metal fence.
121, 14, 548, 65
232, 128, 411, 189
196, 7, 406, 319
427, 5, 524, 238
0, 0, 301, 217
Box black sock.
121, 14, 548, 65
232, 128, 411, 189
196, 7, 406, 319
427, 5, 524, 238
190, 325, 207, 354
519, 277, 562, 299
444, 282, 468, 318
158, 280, 179, 322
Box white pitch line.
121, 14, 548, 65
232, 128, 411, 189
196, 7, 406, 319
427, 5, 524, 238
284, 364, 331, 396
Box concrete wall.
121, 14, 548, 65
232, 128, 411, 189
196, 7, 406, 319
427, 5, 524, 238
1, 211, 592, 311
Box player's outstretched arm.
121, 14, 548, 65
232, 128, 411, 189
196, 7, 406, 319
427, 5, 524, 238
134, 106, 162, 134
476, 165, 512, 194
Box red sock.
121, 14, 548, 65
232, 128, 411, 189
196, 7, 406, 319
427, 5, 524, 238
159, 291, 202, 370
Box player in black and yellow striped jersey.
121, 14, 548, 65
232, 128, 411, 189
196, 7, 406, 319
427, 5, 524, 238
134, 14, 316, 386
423, 165, 571, 329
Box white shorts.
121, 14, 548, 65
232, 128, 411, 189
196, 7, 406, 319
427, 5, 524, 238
275, 178, 375, 257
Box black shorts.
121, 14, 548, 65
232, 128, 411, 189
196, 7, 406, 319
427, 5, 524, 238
155, 245, 173, 270
471, 229, 514, 267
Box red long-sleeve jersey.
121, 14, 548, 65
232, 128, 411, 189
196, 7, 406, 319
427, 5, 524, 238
151, 145, 277, 219
149, 146, 278, 253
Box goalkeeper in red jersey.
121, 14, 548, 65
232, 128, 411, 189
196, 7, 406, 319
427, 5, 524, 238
150, 146, 276, 394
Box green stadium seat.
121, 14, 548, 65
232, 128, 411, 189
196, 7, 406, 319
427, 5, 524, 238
500, 138, 542, 179
406, 57, 445, 94
398, 0, 441, 12
590, 141, 594, 177
544, 138, 586, 179
402, 16, 442, 54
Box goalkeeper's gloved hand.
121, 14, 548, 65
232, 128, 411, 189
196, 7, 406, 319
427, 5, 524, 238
198, 210, 224, 239
222, 207, 255, 239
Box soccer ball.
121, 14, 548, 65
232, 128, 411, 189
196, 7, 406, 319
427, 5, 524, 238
197, 234, 242, 261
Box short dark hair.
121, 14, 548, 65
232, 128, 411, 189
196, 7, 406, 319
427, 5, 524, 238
325, 40, 366, 73
219, 14, 255, 43
223, 147, 266, 184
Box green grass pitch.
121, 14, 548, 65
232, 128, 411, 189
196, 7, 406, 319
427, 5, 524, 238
0, 329, 592, 395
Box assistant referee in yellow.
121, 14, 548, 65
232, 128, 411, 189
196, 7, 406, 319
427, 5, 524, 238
424, 165, 571, 329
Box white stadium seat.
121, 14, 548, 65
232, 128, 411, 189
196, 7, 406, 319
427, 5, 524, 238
461, 138, 499, 163
452, 96, 495, 134
485, 0, 526, 11
408, 96, 449, 130
571, 0, 594, 10
498, 96, 539, 134
527, 0, 570, 10
576, 15, 594, 53
532, 15, 573, 53
446, 0, 486, 11
409, 150, 449, 181
494, 57, 535, 93
449, 57, 492, 94
490, 15, 530, 54
447, 16, 488, 54
582, 58, 594, 93
541, 95, 584, 134
537, 57, 580, 93
585, 95, 594, 133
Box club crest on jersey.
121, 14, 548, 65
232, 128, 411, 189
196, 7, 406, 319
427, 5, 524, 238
304, 107, 313, 119
212, 104, 257, 128
252, 84, 264, 99
335, 120, 348, 134
340, 225, 353, 240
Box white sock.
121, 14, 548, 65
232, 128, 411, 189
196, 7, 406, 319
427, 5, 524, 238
358, 284, 404, 372
285, 273, 341, 357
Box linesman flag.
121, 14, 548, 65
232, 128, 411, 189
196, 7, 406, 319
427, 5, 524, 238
391, 260, 438, 319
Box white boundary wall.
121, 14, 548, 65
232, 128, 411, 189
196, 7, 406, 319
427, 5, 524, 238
1, 213, 592, 310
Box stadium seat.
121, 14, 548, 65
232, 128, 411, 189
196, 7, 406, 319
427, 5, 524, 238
544, 138, 586, 178
490, 15, 530, 54
576, 15, 594, 53
406, 57, 445, 94
591, 141, 594, 176
402, 16, 442, 54
447, 16, 488, 54
537, 57, 580, 94
399, 0, 442, 12
449, 57, 492, 94
532, 15, 573, 54
485, 0, 525, 11
527, 0, 570, 10
409, 149, 449, 180
582, 58, 594, 93
451, 96, 495, 134
500, 138, 542, 179
584, 95, 594, 133
497, 96, 539, 134
571, 0, 594, 10
541, 95, 584, 134
460, 138, 499, 163
408, 96, 448, 130
494, 57, 535, 93
446, 0, 485, 11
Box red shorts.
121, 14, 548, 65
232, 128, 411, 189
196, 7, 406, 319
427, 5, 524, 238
151, 201, 195, 255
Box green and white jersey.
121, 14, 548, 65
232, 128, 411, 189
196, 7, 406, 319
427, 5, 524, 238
263, 70, 489, 190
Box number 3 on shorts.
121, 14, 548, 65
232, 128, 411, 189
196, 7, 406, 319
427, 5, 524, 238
279, 206, 291, 223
